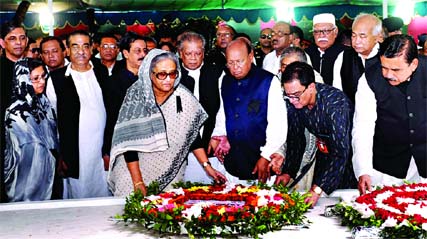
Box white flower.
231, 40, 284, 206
405, 202, 426, 217
397, 219, 410, 228
422, 223, 427, 231
167, 188, 185, 196
396, 197, 415, 204
257, 196, 269, 207
381, 217, 398, 228
353, 203, 375, 218
182, 202, 212, 220
374, 191, 393, 203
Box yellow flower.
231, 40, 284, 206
188, 186, 210, 192
236, 185, 259, 194
217, 206, 226, 215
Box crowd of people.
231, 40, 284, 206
0, 12, 426, 206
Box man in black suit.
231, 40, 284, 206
93, 33, 124, 76
177, 31, 226, 183
0, 21, 28, 202
49, 30, 111, 198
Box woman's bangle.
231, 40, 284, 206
134, 181, 144, 187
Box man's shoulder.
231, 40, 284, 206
318, 83, 350, 103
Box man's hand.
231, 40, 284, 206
102, 154, 110, 171
304, 190, 321, 207
269, 153, 284, 175
252, 157, 270, 183
57, 158, 68, 177
358, 174, 372, 195
274, 173, 291, 186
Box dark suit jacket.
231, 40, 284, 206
180, 62, 223, 151
50, 61, 110, 178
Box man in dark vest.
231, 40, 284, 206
0, 21, 28, 202
333, 13, 383, 104
49, 30, 111, 198
209, 38, 287, 184
353, 35, 427, 195
305, 13, 347, 85
176, 31, 227, 183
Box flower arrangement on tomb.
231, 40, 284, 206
335, 183, 427, 239
120, 181, 311, 238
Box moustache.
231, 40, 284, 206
317, 38, 329, 42
385, 77, 398, 82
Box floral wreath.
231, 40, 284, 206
335, 183, 427, 238
120, 182, 310, 238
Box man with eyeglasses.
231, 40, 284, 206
352, 35, 427, 195
0, 20, 28, 202
175, 31, 226, 183
93, 33, 124, 76
254, 28, 273, 66
210, 38, 287, 185
104, 31, 148, 169
333, 13, 383, 104
49, 30, 111, 199
277, 61, 356, 206
205, 22, 236, 68
262, 21, 293, 75
305, 13, 347, 85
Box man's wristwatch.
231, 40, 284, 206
312, 185, 323, 195
202, 161, 211, 168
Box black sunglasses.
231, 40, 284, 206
31, 48, 41, 54
260, 34, 272, 39
153, 70, 179, 80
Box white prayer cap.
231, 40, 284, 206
313, 13, 336, 26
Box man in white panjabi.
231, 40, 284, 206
49, 30, 111, 198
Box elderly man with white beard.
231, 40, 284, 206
305, 13, 348, 86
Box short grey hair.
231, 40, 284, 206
353, 13, 383, 36
280, 46, 307, 63
176, 31, 206, 51
149, 51, 180, 74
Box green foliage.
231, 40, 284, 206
120, 181, 311, 238
334, 203, 427, 239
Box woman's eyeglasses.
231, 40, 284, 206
31, 73, 48, 83
153, 70, 179, 80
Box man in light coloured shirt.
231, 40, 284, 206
333, 13, 382, 104
49, 30, 111, 198
262, 21, 293, 75
305, 13, 347, 85
210, 38, 287, 184
175, 31, 226, 183
352, 35, 427, 195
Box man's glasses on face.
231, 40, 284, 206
152, 70, 179, 80
271, 31, 291, 38
31, 48, 41, 54
216, 32, 232, 38
226, 58, 246, 68
260, 34, 272, 39
313, 28, 336, 36
101, 44, 118, 50
70, 44, 91, 52
283, 87, 307, 101
131, 48, 149, 54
